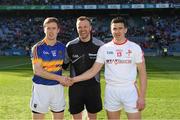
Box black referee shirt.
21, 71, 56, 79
65, 37, 104, 86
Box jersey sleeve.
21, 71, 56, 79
134, 45, 144, 63
31, 45, 43, 65
95, 45, 105, 64
63, 48, 70, 64
62, 48, 70, 70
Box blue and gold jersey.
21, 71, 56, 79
31, 39, 66, 85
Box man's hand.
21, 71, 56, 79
65, 77, 74, 87
136, 97, 146, 111
58, 76, 74, 87
69, 77, 78, 83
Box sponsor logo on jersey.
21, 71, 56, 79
43, 51, 49, 55
106, 59, 132, 64
71, 54, 84, 63
72, 54, 79, 58
89, 53, 97, 59
107, 51, 113, 55
88, 53, 97, 57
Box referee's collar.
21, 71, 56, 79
79, 36, 92, 44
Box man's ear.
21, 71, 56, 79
124, 28, 128, 34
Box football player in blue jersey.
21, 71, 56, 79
30, 17, 72, 120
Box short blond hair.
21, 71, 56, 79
43, 17, 60, 28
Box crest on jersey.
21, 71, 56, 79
59, 50, 62, 56
116, 50, 122, 57
51, 50, 57, 57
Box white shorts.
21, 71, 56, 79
30, 83, 65, 113
104, 84, 139, 113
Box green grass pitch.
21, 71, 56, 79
0, 56, 180, 119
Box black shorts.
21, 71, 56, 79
68, 83, 102, 114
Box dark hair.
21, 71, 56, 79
111, 17, 128, 28
43, 17, 60, 28
76, 16, 92, 25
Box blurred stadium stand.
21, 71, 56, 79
0, 1, 179, 56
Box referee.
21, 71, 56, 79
63, 16, 104, 120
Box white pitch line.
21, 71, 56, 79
0, 63, 31, 69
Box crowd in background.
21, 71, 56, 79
0, 15, 179, 56
1, 0, 179, 56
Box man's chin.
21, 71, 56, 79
80, 36, 87, 40
47, 36, 55, 40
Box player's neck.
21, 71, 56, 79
44, 38, 57, 46
79, 35, 91, 42
113, 37, 127, 44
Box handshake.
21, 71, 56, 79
59, 76, 75, 87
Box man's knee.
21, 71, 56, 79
88, 112, 97, 119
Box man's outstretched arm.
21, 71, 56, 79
72, 62, 104, 83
